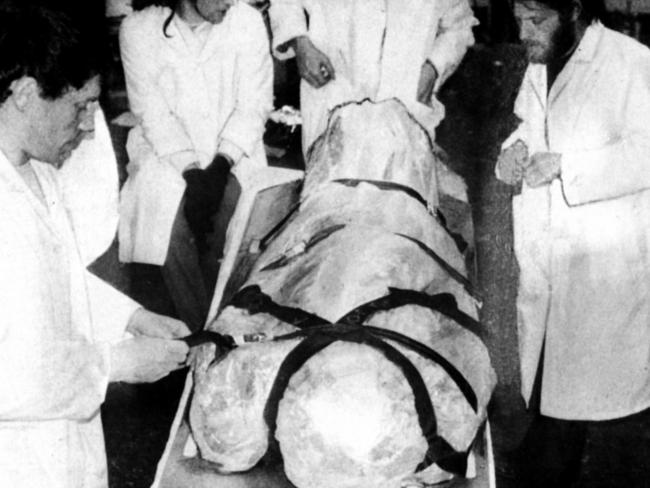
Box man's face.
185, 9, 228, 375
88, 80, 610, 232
29, 76, 100, 168
195, 0, 236, 24
514, 1, 569, 63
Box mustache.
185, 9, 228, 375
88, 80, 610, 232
522, 40, 543, 50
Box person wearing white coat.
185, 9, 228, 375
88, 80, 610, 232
497, 0, 650, 485
118, 0, 273, 330
0, 5, 190, 487
269, 0, 478, 154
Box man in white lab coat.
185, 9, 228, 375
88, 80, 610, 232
0, 5, 191, 487
496, 0, 650, 485
269, 0, 477, 154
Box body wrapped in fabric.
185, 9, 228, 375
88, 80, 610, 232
189, 99, 496, 488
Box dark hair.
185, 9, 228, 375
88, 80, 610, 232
132, 0, 182, 37
517, 0, 606, 23
0, 2, 102, 103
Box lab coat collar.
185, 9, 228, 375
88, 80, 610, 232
525, 22, 604, 113
171, 7, 230, 63
0, 150, 63, 241
548, 21, 603, 105
166, 10, 212, 58
200, 5, 240, 63
571, 21, 604, 63
171, 13, 207, 55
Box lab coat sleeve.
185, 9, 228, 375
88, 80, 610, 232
0, 338, 111, 422
268, 0, 308, 60
0, 266, 111, 421
561, 61, 650, 205
427, 0, 477, 91
86, 272, 141, 344
120, 14, 198, 173
218, 10, 273, 160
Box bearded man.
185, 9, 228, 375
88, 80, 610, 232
496, 0, 650, 486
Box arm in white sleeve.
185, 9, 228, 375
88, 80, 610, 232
218, 9, 273, 161
561, 62, 650, 205
427, 0, 477, 92
0, 338, 111, 422
0, 332, 111, 422
269, 0, 308, 59
120, 14, 198, 174
0, 259, 110, 421
86, 272, 141, 344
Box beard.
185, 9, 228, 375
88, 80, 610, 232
524, 19, 578, 64
523, 40, 554, 63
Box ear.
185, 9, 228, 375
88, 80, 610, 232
8, 77, 40, 112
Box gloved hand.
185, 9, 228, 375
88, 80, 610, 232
126, 308, 191, 339
496, 139, 529, 186
525, 152, 561, 188
292, 36, 336, 88
109, 337, 189, 383
182, 154, 232, 251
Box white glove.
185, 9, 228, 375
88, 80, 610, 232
496, 139, 529, 186
109, 337, 189, 383
525, 152, 561, 188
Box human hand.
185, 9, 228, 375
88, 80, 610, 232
525, 152, 561, 188
182, 154, 231, 251
416, 60, 438, 105
126, 308, 191, 339
496, 139, 529, 186
109, 337, 190, 383
292, 36, 335, 88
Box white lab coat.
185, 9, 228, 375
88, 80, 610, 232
0, 152, 139, 487
58, 109, 120, 265
269, 0, 477, 153
118, 3, 273, 265
500, 23, 650, 420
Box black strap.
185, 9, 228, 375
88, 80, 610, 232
228, 285, 479, 411
395, 233, 480, 301
272, 323, 478, 413
229, 285, 329, 329
258, 218, 479, 305
259, 224, 346, 272
263, 324, 468, 474
331, 178, 470, 256
332, 178, 431, 212
435, 208, 469, 254
259, 201, 301, 251
228, 288, 479, 472
181, 330, 236, 349
339, 287, 483, 341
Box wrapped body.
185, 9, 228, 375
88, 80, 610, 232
190, 99, 496, 488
